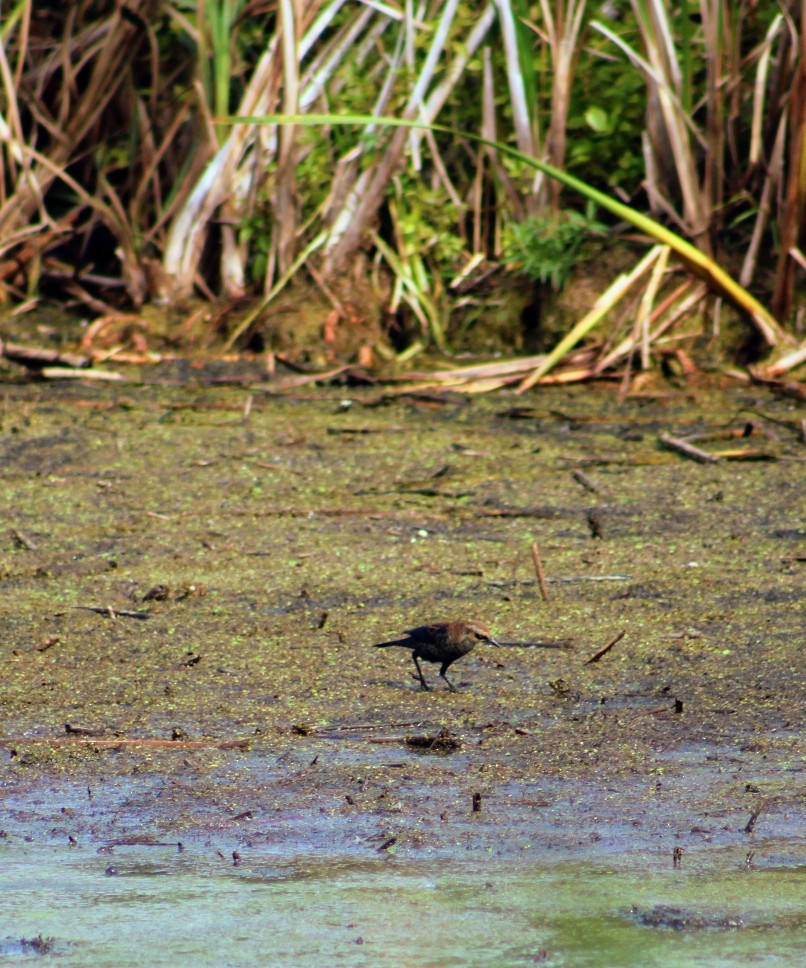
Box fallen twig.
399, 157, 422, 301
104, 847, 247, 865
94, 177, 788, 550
550, 575, 633, 582
744, 801, 768, 835
488, 576, 633, 593
760, 341, 806, 378
571, 470, 611, 496
11, 528, 38, 550
102, 838, 184, 848
72, 605, 150, 620
35, 636, 60, 652
659, 432, 721, 463
254, 364, 354, 391
369, 729, 461, 751
39, 367, 126, 382
0, 339, 89, 369
497, 640, 573, 649
711, 448, 776, 461
585, 629, 626, 664
530, 540, 550, 602
1, 737, 251, 749
475, 507, 556, 518
680, 426, 758, 443
307, 720, 426, 735
65, 723, 100, 736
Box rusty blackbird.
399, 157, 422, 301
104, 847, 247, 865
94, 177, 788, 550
374, 620, 499, 691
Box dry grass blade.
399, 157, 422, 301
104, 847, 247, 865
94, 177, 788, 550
770, 8, 806, 324
761, 341, 806, 378
250, 112, 788, 353
495, 0, 538, 159
517, 245, 666, 391
321, 0, 462, 278
740, 113, 787, 289
0, 4, 148, 239
275, 0, 301, 275
536, 0, 590, 209
1, 0, 800, 377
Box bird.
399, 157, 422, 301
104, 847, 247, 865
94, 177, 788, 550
374, 620, 499, 692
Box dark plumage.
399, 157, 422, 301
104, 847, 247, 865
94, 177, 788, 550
374, 620, 499, 692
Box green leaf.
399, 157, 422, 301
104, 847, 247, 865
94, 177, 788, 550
584, 107, 611, 133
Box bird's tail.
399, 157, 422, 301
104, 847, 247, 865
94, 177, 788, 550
374, 639, 409, 649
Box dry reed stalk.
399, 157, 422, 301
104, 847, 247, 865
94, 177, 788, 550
530, 540, 550, 602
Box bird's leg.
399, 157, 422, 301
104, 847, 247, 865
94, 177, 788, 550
440, 663, 457, 692
412, 654, 431, 691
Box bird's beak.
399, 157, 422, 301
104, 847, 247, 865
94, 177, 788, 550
489, 637, 500, 648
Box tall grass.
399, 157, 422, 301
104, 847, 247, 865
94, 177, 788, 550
0, 0, 802, 372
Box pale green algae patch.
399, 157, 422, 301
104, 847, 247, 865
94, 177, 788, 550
1, 843, 804, 966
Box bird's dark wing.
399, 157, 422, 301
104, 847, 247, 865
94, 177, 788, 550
404, 625, 438, 639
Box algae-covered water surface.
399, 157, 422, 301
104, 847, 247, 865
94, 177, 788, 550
2, 844, 804, 966
1, 377, 804, 965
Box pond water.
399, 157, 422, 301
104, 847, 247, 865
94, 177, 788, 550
2, 841, 804, 966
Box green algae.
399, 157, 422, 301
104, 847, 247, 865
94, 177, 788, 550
1, 843, 804, 967
0, 379, 803, 868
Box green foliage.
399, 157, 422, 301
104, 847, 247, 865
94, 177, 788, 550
565, 27, 647, 189
391, 180, 465, 270
238, 204, 273, 285
504, 203, 608, 291
4, 0, 796, 328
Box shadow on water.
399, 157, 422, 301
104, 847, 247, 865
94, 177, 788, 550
1, 842, 805, 967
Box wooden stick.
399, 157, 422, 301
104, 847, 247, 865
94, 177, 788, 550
11, 528, 38, 550
0, 339, 88, 369
547, 575, 632, 582
103, 839, 184, 848
530, 540, 550, 602
0, 737, 251, 749
681, 427, 756, 443
71, 605, 150, 620
308, 720, 425, 734
571, 470, 610, 496
744, 801, 768, 834
35, 636, 60, 652
711, 448, 774, 461
40, 367, 126, 382
585, 629, 626, 664
659, 432, 721, 463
